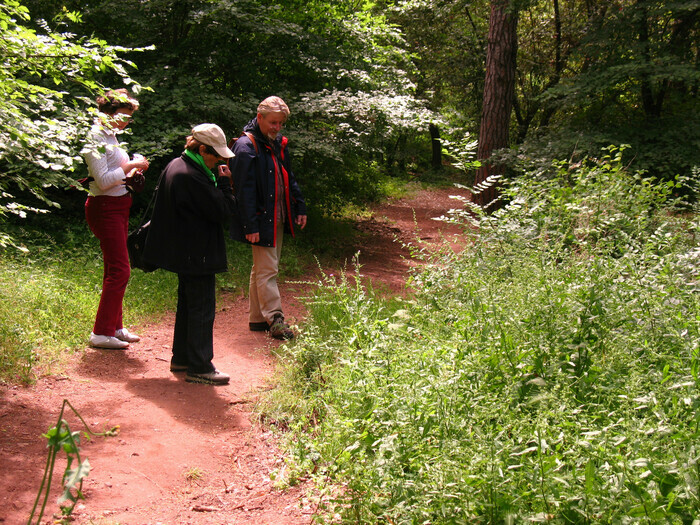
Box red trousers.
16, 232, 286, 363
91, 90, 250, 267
85, 194, 132, 337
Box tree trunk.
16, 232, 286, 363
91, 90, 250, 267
429, 123, 442, 169
474, 0, 518, 211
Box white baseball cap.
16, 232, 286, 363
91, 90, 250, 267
191, 123, 234, 158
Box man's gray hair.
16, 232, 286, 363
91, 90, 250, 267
257, 96, 290, 117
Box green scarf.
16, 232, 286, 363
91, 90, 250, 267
184, 149, 217, 186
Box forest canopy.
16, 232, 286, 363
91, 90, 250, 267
1, 0, 698, 227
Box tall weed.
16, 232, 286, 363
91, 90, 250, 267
263, 150, 700, 523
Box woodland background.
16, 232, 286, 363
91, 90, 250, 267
1, 0, 699, 227
2, 1, 700, 523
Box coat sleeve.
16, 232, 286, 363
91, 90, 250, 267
231, 141, 261, 235
175, 171, 236, 225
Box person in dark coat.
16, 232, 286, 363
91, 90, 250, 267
229, 96, 307, 340
143, 124, 235, 385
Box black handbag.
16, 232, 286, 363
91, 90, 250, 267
127, 174, 161, 272
127, 219, 154, 272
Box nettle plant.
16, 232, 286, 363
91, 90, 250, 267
270, 150, 700, 523
29, 399, 119, 524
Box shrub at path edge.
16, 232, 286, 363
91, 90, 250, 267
263, 150, 700, 523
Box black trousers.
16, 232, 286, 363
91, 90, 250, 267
172, 273, 216, 374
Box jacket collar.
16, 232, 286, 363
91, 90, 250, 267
243, 118, 281, 150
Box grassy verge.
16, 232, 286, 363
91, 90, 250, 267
0, 223, 176, 382
0, 217, 327, 383
0, 165, 416, 384
262, 149, 700, 523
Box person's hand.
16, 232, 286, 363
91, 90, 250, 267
218, 164, 232, 179
124, 168, 146, 193
123, 154, 149, 174
132, 154, 149, 171
295, 215, 307, 230
246, 232, 260, 243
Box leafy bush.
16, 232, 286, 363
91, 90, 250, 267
501, 112, 700, 189
263, 150, 700, 523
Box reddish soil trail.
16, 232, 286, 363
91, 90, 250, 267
0, 186, 468, 525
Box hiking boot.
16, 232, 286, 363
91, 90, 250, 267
185, 369, 230, 385
249, 321, 269, 332
89, 333, 129, 350
115, 328, 141, 343
269, 314, 294, 340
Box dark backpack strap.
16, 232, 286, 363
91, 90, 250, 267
134, 171, 163, 228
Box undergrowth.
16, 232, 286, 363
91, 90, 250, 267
262, 147, 700, 523
0, 223, 178, 382
0, 201, 347, 383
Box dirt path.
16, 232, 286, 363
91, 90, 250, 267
0, 186, 468, 525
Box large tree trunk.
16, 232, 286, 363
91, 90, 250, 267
474, 0, 518, 211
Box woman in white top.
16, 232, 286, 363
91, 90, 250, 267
83, 89, 150, 349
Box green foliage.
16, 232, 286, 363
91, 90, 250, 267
16, 0, 441, 220
262, 151, 700, 522
29, 399, 119, 524
5, 0, 700, 230
394, 0, 700, 185
0, 221, 178, 383
488, 145, 695, 257
390, 0, 489, 128
0, 0, 149, 238
515, 0, 700, 180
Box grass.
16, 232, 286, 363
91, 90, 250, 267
0, 207, 329, 383
0, 223, 177, 382
183, 466, 205, 483
260, 149, 700, 523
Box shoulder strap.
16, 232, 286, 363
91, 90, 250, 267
245, 132, 258, 153
280, 136, 288, 161
227, 132, 258, 154
134, 171, 164, 228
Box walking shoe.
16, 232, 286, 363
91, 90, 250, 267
169, 361, 188, 372
89, 333, 129, 349
249, 321, 269, 332
185, 369, 230, 385
269, 314, 294, 340
115, 328, 141, 343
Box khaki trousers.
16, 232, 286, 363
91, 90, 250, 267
249, 222, 284, 324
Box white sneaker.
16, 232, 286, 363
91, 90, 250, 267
115, 328, 141, 343
89, 333, 129, 349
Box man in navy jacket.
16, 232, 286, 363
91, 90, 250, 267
229, 96, 307, 339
